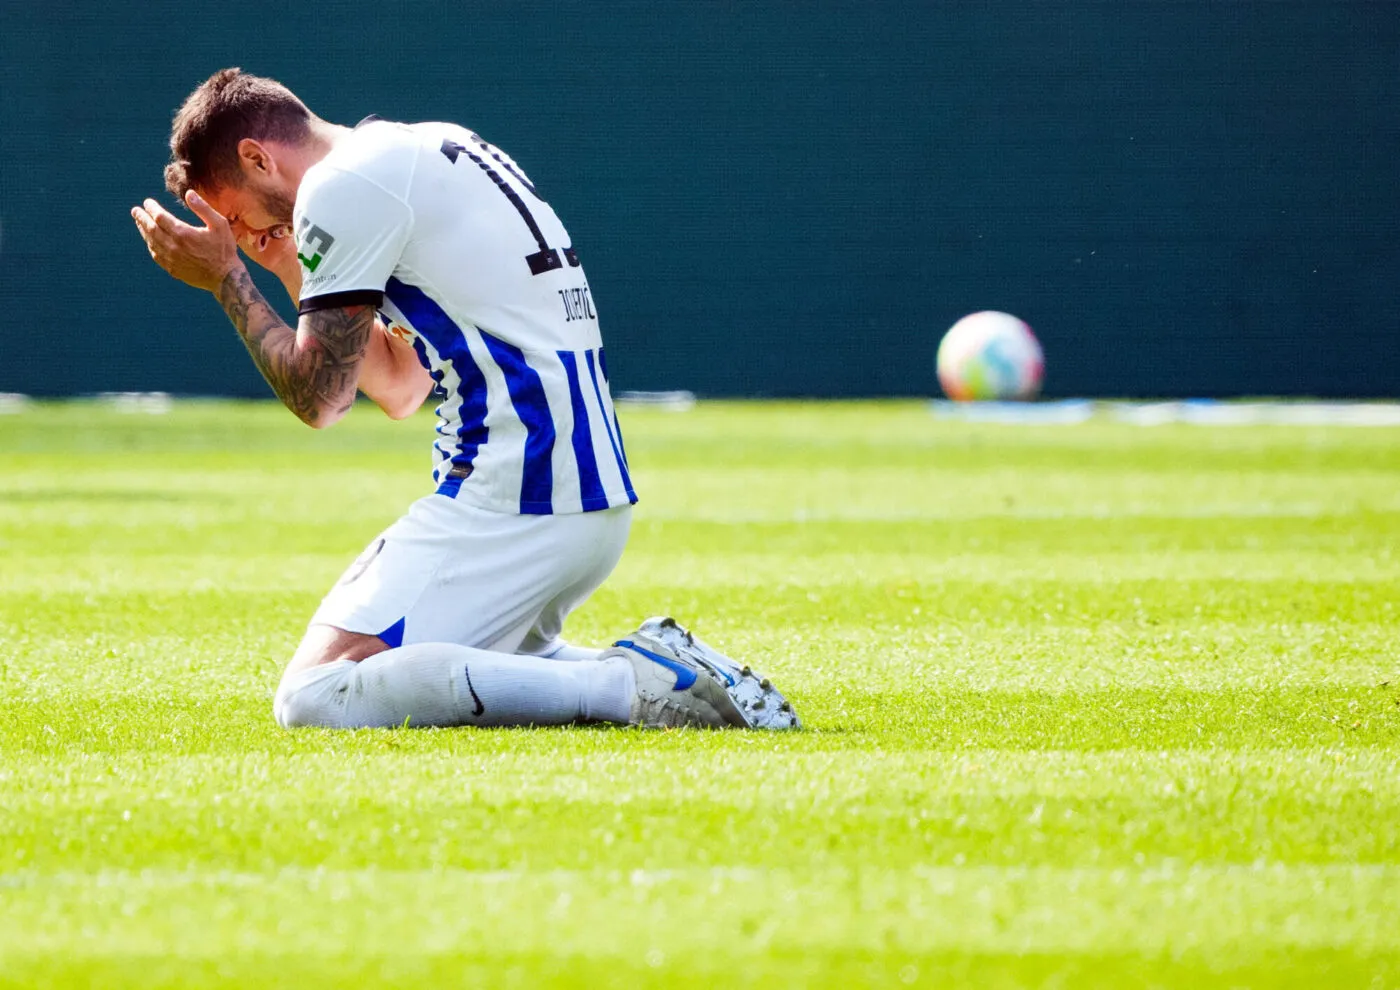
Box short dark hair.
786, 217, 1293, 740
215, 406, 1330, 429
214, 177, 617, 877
164, 68, 312, 199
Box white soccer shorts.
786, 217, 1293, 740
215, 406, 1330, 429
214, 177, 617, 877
309, 493, 632, 655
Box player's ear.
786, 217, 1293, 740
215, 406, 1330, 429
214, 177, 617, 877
236, 138, 274, 176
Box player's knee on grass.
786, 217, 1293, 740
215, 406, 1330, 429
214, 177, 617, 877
273, 659, 357, 729
275, 626, 393, 728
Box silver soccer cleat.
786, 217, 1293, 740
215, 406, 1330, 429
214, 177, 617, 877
603, 631, 749, 729
634, 617, 802, 730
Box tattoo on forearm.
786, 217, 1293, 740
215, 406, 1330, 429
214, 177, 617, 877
216, 269, 373, 426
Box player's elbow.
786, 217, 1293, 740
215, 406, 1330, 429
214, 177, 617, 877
381, 395, 423, 421
372, 381, 429, 421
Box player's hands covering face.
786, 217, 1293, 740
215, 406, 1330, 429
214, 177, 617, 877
130, 191, 242, 293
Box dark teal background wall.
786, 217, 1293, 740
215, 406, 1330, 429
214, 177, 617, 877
1, 1, 1396, 398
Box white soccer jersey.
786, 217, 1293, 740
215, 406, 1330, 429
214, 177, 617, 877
293, 117, 636, 516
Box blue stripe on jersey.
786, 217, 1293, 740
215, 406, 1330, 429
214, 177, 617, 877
385, 278, 489, 498
587, 348, 636, 502
479, 330, 556, 514
410, 336, 455, 476
557, 350, 608, 511
597, 347, 631, 470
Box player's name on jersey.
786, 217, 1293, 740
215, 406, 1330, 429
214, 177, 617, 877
558, 285, 596, 323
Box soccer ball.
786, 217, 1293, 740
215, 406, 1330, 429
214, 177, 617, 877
936, 311, 1044, 401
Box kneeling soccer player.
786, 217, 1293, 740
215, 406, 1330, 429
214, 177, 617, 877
130, 69, 796, 731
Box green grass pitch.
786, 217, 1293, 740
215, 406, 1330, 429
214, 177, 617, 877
2, 400, 1398, 988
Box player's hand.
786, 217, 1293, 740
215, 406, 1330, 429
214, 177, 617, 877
130, 190, 242, 293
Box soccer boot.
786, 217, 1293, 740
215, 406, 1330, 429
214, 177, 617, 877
635, 617, 801, 730
603, 632, 749, 729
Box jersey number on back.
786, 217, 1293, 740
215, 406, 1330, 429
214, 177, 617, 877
440, 137, 580, 277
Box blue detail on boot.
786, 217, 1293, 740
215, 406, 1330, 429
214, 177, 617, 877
615, 640, 697, 691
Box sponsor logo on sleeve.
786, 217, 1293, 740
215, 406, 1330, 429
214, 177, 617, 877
296, 218, 336, 272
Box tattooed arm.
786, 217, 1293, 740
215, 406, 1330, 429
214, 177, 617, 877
233, 222, 432, 421
216, 268, 374, 428
131, 189, 373, 428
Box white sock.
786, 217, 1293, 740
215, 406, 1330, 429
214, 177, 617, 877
274, 643, 635, 729
535, 642, 605, 662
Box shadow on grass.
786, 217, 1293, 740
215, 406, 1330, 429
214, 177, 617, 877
0, 946, 1393, 990
3, 684, 1396, 754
